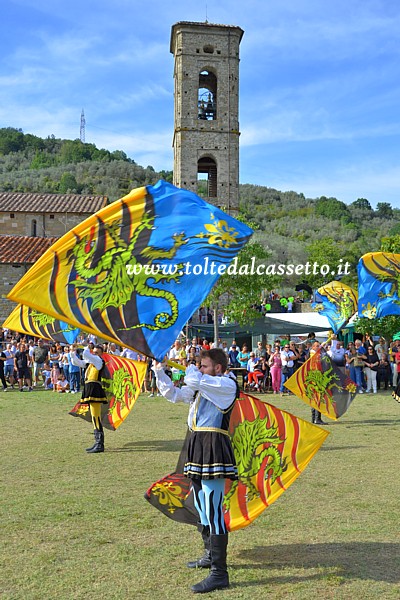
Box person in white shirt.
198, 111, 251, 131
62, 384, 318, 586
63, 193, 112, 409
211, 338, 223, 349
374, 337, 388, 361
331, 341, 346, 366
56, 372, 70, 393
246, 353, 263, 390
120, 347, 138, 361
4, 344, 15, 387
169, 340, 186, 385
280, 344, 295, 393
108, 343, 121, 356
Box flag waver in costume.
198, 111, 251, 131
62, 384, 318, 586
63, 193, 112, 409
358, 252, 400, 319
152, 349, 239, 593
284, 349, 357, 420
69, 351, 147, 431
8, 181, 252, 360
69, 347, 147, 453
145, 392, 329, 531
2, 303, 80, 345
312, 280, 357, 333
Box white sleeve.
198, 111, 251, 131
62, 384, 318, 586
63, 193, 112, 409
82, 347, 103, 370
186, 371, 237, 410
70, 351, 86, 368
183, 364, 203, 388
155, 366, 194, 404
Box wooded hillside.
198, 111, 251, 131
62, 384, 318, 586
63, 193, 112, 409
1, 127, 398, 289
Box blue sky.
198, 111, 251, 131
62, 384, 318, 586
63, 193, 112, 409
1, 0, 400, 207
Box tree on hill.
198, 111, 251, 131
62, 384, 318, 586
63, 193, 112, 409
0, 127, 25, 154
315, 196, 351, 222
305, 238, 354, 289
59, 172, 81, 194
351, 198, 372, 211
388, 223, 400, 237
376, 202, 393, 219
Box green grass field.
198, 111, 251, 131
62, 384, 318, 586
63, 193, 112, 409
1, 387, 399, 599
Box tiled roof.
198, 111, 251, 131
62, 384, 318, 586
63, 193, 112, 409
0, 235, 59, 264
0, 192, 108, 213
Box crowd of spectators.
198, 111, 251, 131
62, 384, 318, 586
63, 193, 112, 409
343, 334, 395, 394
0, 328, 150, 393
160, 335, 309, 396
1, 326, 397, 399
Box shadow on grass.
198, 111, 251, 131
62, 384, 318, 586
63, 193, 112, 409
342, 418, 400, 427
108, 439, 184, 452
319, 445, 368, 451
235, 542, 400, 584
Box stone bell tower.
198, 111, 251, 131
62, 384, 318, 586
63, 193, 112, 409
170, 21, 244, 214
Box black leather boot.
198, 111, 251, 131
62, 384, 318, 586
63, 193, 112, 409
187, 525, 211, 568
86, 429, 104, 453
314, 411, 326, 425
311, 408, 316, 423
191, 533, 229, 593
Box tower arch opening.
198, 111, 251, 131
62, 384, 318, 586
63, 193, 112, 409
198, 70, 217, 120
197, 156, 217, 198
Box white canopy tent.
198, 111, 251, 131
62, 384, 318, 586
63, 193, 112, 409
263, 312, 331, 335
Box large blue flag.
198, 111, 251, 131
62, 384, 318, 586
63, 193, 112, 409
312, 280, 357, 332
358, 252, 400, 319
8, 181, 252, 359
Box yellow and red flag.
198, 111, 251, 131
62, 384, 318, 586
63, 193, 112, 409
145, 393, 329, 531
285, 349, 357, 420
69, 353, 147, 430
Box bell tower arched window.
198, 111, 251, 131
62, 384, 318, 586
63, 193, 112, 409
31, 219, 37, 237
198, 70, 217, 120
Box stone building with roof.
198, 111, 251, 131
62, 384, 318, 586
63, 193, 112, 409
0, 192, 108, 322
0, 192, 107, 238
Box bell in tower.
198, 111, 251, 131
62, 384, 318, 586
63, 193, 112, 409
170, 21, 243, 214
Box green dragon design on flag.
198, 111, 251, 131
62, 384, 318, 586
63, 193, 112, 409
104, 367, 137, 415
31, 310, 55, 327
67, 212, 188, 330
304, 362, 342, 410
223, 416, 287, 510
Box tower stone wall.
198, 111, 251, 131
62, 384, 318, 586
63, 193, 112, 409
170, 21, 243, 214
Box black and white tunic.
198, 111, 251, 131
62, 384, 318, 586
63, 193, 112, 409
155, 364, 238, 481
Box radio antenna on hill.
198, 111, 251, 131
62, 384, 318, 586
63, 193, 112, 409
80, 109, 86, 143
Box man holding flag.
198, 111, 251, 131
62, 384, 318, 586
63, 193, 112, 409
70, 343, 108, 453
155, 348, 239, 594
